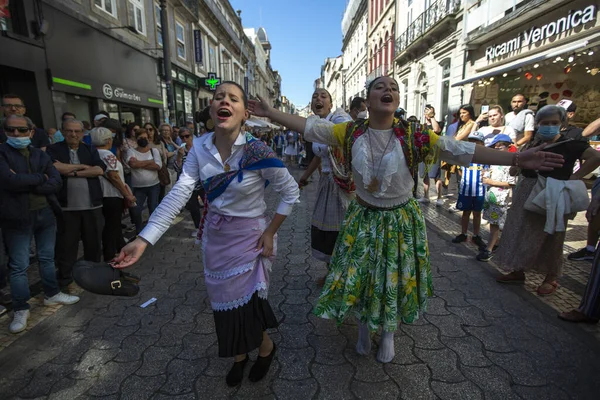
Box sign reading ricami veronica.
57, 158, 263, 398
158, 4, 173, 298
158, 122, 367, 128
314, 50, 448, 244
486, 5, 597, 61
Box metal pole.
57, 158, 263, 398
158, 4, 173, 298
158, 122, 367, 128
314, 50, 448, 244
160, 0, 175, 122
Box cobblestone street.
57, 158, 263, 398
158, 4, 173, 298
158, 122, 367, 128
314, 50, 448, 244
1, 167, 600, 400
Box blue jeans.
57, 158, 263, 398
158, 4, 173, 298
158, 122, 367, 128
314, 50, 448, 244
3, 207, 60, 311
132, 184, 160, 234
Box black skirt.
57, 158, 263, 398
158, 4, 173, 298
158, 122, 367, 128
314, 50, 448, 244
213, 292, 279, 358
311, 226, 340, 263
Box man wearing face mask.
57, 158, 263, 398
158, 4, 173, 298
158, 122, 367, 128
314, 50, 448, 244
0, 115, 80, 333
349, 97, 367, 120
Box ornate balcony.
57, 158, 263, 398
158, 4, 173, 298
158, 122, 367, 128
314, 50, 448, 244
395, 0, 461, 61
367, 64, 393, 82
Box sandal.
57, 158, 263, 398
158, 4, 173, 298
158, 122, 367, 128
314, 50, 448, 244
537, 281, 558, 296
558, 310, 599, 324
496, 271, 525, 284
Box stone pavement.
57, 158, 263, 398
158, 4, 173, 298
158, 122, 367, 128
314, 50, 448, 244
0, 167, 600, 399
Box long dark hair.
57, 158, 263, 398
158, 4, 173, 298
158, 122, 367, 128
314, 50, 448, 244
143, 122, 161, 145
458, 104, 476, 128
125, 122, 139, 139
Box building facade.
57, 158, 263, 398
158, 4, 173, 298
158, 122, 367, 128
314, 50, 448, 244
394, 0, 464, 126
456, 0, 600, 127
342, 0, 369, 107
367, 0, 396, 81
321, 56, 345, 110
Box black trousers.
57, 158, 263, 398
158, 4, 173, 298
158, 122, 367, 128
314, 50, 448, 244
186, 189, 202, 229
55, 208, 104, 287
102, 197, 125, 262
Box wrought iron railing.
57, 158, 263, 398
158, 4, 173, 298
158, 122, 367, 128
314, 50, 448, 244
367, 64, 392, 81
395, 0, 461, 55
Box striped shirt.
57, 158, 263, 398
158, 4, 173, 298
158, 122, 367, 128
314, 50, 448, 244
460, 163, 486, 197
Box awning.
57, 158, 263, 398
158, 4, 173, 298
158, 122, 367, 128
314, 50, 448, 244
246, 117, 280, 129
245, 119, 264, 128
452, 33, 600, 87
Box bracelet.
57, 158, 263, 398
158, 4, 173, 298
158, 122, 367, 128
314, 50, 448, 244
511, 153, 520, 167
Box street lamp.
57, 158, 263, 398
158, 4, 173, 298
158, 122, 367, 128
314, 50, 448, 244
159, 0, 175, 122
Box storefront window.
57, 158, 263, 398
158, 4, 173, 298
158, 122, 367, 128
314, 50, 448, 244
175, 86, 185, 126
184, 89, 193, 123
103, 102, 120, 121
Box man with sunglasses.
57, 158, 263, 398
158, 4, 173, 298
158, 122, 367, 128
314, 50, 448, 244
0, 94, 50, 150
0, 115, 80, 333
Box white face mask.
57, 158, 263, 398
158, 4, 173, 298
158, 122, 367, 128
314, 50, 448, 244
357, 111, 368, 119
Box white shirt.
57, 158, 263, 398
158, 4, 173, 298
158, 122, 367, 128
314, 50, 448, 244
305, 117, 476, 208
140, 132, 300, 245
312, 143, 331, 173
98, 149, 125, 198
477, 125, 517, 146
127, 148, 162, 188
505, 112, 535, 132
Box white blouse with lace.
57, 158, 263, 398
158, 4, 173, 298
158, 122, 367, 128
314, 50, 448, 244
304, 116, 476, 208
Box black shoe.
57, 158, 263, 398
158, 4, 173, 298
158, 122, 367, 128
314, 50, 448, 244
452, 234, 467, 243
226, 355, 249, 387
248, 343, 277, 382
472, 235, 486, 250
567, 248, 596, 261
492, 244, 499, 252
476, 249, 493, 262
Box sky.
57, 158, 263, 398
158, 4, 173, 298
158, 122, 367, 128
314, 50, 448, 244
230, 0, 348, 108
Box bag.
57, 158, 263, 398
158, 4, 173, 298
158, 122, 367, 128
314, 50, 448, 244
524, 176, 547, 214
153, 148, 171, 186
73, 260, 140, 296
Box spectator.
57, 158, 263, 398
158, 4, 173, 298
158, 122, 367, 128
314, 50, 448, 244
47, 119, 106, 289
569, 177, 600, 261
144, 122, 169, 201
557, 100, 585, 141
0, 115, 79, 333
47, 128, 58, 143
160, 123, 178, 194
185, 121, 196, 136
505, 94, 535, 147
471, 105, 517, 146
127, 128, 162, 234
93, 112, 109, 127
0, 94, 50, 150
174, 128, 201, 236
451, 131, 487, 250
52, 112, 77, 144
348, 97, 367, 120
101, 118, 123, 155
495, 105, 600, 295
418, 106, 444, 206
173, 126, 182, 145
91, 128, 136, 261
476, 134, 517, 261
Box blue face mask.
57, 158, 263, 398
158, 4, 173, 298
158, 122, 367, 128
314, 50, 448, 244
6, 136, 31, 149
537, 125, 560, 140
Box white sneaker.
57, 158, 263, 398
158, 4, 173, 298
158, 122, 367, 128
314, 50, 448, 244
417, 197, 430, 204
44, 292, 80, 306
9, 310, 30, 333
191, 229, 199, 237
448, 205, 459, 213
0, 305, 6, 317
436, 199, 444, 207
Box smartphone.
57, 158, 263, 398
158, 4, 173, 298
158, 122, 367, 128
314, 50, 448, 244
481, 105, 490, 113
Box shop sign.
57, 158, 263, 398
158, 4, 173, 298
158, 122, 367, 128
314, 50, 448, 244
203, 72, 221, 91
194, 30, 203, 65
186, 75, 197, 88
102, 83, 142, 102
485, 5, 597, 61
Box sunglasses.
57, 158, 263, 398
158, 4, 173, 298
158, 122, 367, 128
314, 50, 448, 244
180, 135, 191, 139
6, 126, 30, 133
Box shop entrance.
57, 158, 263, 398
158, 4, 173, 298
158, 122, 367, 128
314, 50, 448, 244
0, 66, 44, 128
101, 101, 157, 126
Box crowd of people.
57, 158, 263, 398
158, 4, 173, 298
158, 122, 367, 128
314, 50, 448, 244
2, 75, 600, 389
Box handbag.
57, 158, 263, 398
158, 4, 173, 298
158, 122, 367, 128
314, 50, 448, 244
73, 260, 140, 297
524, 175, 547, 214
153, 148, 171, 186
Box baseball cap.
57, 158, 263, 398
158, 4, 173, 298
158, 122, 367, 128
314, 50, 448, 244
488, 134, 513, 147
94, 113, 108, 122
467, 131, 485, 142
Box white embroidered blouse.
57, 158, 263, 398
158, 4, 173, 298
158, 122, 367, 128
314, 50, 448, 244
140, 132, 300, 245
304, 116, 477, 208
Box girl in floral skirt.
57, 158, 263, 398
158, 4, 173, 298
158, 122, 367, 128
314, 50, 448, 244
249, 76, 564, 363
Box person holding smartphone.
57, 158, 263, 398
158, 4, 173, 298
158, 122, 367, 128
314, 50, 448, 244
471, 105, 517, 147
418, 105, 444, 205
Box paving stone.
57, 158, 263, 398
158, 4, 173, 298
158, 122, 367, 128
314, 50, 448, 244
155, 322, 194, 347
414, 348, 464, 383
401, 324, 445, 350
386, 363, 436, 400
389, 333, 420, 365
513, 384, 571, 400
0, 377, 31, 399
446, 306, 490, 327
431, 380, 483, 400
425, 314, 467, 338
84, 316, 121, 338
191, 311, 215, 335
49, 377, 97, 400
137, 314, 173, 336
308, 314, 341, 337
17, 363, 73, 398
86, 360, 141, 396
161, 358, 208, 394
280, 303, 312, 325
136, 345, 182, 377
277, 347, 315, 380
283, 274, 311, 290
464, 326, 514, 353
286, 264, 310, 276
424, 296, 451, 316
152, 393, 197, 400
171, 305, 201, 325
70, 348, 120, 379
465, 299, 508, 319
486, 352, 547, 386
232, 361, 280, 399
461, 365, 520, 400
95, 324, 139, 350
440, 336, 492, 367
311, 362, 354, 399
177, 333, 216, 360
308, 334, 347, 365
113, 334, 159, 363
435, 290, 470, 307
282, 288, 311, 305
193, 374, 237, 398
278, 323, 312, 349
350, 379, 400, 399
120, 374, 167, 400
344, 349, 389, 383
272, 377, 318, 400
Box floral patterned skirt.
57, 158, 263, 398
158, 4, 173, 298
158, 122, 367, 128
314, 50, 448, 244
313, 198, 433, 332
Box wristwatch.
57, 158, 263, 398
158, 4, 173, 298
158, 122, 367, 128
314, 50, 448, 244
73, 171, 78, 177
